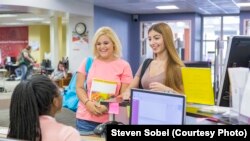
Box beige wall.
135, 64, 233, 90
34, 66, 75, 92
62, 24, 66, 59
28, 25, 50, 63
29, 24, 66, 65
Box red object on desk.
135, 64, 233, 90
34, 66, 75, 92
206, 117, 219, 122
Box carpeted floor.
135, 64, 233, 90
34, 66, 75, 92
0, 79, 76, 128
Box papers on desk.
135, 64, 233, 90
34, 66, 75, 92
198, 106, 229, 114
90, 78, 117, 102
181, 67, 214, 105
228, 68, 248, 113
0, 128, 8, 135
240, 71, 250, 117
228, 67, 250, 118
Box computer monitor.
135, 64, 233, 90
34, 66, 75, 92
10, 57, 16, 64
217, 36, 250, 107
130, 89, 186, 125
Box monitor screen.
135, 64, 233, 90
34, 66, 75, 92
217, 36, 250, 107
130, 89, 186, 125
10, 57, 16, 64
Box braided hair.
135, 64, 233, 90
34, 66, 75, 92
8, 74, 59, 141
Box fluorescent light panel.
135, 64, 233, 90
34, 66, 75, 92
236, 3, 250, 7
42, 21, 50, 24
0, 14, 17, 18
1, 22, 23, 25
18, 17, 44, 21
156, 5, 179, 10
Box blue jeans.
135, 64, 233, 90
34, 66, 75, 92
20, 64, 27, 80
76, 119, 101, 135
20, 64, 33, 80
15, 67, 22, 77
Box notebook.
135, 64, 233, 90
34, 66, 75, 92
130, 89, 186, 125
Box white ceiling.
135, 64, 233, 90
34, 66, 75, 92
0, 0, 250, 26
0, 5, 66, 26
93, 0, 250, 14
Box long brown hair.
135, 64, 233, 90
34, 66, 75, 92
148, 22, 185, 93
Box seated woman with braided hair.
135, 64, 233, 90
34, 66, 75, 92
7, 74, 81, 141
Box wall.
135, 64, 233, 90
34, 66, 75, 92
0, 26, 28, 65
29, 25, 50, 63
62, 24, 66, 58
94, 6, 139, 73
39, 26, 50, 61
240, 11, 250, 35
129, 20, 140, 74
0, 25, 51, 65
67, 16, 94, 72
94, 6, 131, 61
194, 15, 202, 61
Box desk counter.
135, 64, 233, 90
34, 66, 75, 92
104, 101, 250, 125
0, 126, 104, 141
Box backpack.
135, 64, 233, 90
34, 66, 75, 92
62, 57, 93, 112
139, 58, 153, 89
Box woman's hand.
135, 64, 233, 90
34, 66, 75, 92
149, 82, 175, 93
85, 101, 104, 116
96, 104, 108, 114
119, 90, 131, 100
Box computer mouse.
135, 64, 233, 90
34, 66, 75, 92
93, 121, 124, 136
93, 122, 107, 136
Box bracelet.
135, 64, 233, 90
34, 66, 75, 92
84, 99, 90, 105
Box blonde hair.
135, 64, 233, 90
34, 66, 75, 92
92, 27, 122, 58
148, 22, 185, 93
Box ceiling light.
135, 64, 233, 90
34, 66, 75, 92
18, 18, 44, 21
0, 14, 17, 18
1, 22, 23, 25
42, 21, 50, 24
236, 3, 250, 7
156, 5, 179, 10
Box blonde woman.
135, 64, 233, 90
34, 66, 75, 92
76, 27, 133, 133
122, 22, 185, 99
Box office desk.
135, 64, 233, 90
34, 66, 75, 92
5, 64, 18, 76
101, 99, 250, 125
0, 127, 8, 138
0, 126, 104, 141
113, 106, 222, 125
0, 69, 7, 92
81, 135, 104, 141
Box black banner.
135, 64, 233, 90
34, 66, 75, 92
106, 125, 250, 140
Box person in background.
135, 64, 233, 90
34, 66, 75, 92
122, 22, 185, 100
14, 67, 22, 80
8, 74, 81, 141
49, 61, 67, 81
18, 45, 36, 80
76, 27, 133, 133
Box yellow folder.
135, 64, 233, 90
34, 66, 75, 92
181, 67, 215, 105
